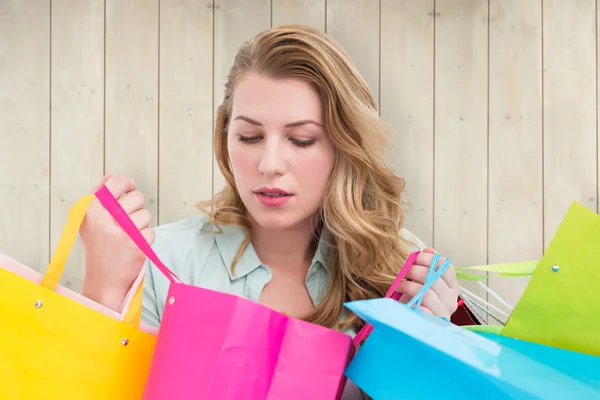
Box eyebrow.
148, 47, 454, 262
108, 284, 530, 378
233, 115, 323, 128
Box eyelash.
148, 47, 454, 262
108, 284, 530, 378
238, 135, 316, 148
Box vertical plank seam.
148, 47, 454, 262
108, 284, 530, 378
485, 0, 491, 308
211, 0, 216, 200
48, 0, 53, 262
541, 0, 545, 252
103, 0, 107, 176
270, 0, 273, 27
595, 0, 599, 214
157, 0, 161, 225
377, 0, 381, 114
324, 0, 327, 32
432, 0, 436, 249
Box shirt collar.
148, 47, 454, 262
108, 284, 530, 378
213, 223, 332, 280
311, 227, 331, 270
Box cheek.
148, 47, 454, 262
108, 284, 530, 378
299, 148, 335, 191
228, 142, 255, 178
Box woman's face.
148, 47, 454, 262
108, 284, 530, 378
227, 72, 336, 231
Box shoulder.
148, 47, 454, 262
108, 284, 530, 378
145, 214, 216, 276
152, 214, 214, 245
149, 213, 246, 265
147, 214, 233, 278
400, 227, 427, 252
147, 214, 249, 279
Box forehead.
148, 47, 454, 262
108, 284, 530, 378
231, 72, 323, 124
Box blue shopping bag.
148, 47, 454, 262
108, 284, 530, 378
476, 332, 600, 390
344, 298, 600, 400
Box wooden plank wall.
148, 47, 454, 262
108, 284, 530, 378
1, 1, 598, 309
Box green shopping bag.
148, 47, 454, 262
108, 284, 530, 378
501, 202, 600, 356
458, 202, 600, 356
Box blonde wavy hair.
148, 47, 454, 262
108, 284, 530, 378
199, 24, 413, 332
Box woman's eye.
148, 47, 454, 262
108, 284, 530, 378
291, 139, 316, 148
238, 135, 261, 143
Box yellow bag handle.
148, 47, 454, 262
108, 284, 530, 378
40, 193, 143, 327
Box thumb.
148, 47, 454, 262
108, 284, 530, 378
92, 173, 112, 193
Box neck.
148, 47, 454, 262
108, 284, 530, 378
249, 217, 319, 272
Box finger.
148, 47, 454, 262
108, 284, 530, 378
404, 264, 451, 301
420, 306, 433, 315
441, 262, 460, 292
422, 247, 436, 254
414, 251, 440, 268
129, 209, 152, 231
141, 227, 156, 246
407, 261, 460, 308
105, 175, 136, 199
405, 263, 445, 285
397, 294, 434, 315
414, 251, 434, 268
395, 280, 447, 318
415, 252, 460, 292
91, 173, 113, 193
118, 190, 145, 214
398, 293, 410, 304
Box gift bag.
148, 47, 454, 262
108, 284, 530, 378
477, 332, 600, 390
499, 202, 600, 355
344, 298, 600, 400
456, 202, 600, 355
93, 185, 355, 400
0, 191, 157, 399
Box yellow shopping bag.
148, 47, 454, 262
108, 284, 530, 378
0, 193, 157, 399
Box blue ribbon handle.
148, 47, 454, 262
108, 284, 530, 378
405, 253, 452, 316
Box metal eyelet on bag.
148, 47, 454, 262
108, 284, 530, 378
34, 300, 42, 308
552, 264, 560, 272
168, 296, 175, 305
121, 338, 129, 346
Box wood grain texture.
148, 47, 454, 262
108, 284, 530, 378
543, 0, 597, 247
326, 0, 380, 106
50, 0, 105, 290
380, 0, 434, 246
272, 0, 325, 30
158, 0, 214, 224
434, 0, 489, 299
487, 0, 542, 308
105, 0, 159, 225
0, 1, 51, 271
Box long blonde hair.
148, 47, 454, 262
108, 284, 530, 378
199, 24, 413, 332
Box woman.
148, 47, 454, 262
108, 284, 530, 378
80, 24, 460, 397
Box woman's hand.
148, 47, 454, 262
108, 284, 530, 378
80, 173, 155, 311
396, 248, 460, 319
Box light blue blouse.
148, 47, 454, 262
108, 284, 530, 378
140, 214, 426, 337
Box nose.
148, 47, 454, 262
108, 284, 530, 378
258, 138, 286, 176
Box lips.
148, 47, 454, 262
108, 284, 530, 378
254, 187, 293, 207
254, 187, 292, 196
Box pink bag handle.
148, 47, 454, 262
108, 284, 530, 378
95, 185, 181, 283
352, 251, 421, 347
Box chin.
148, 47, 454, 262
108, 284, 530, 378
245, 203, 313, 231
251, 213, 300, 231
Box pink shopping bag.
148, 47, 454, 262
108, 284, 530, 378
95, 185, 355, 400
